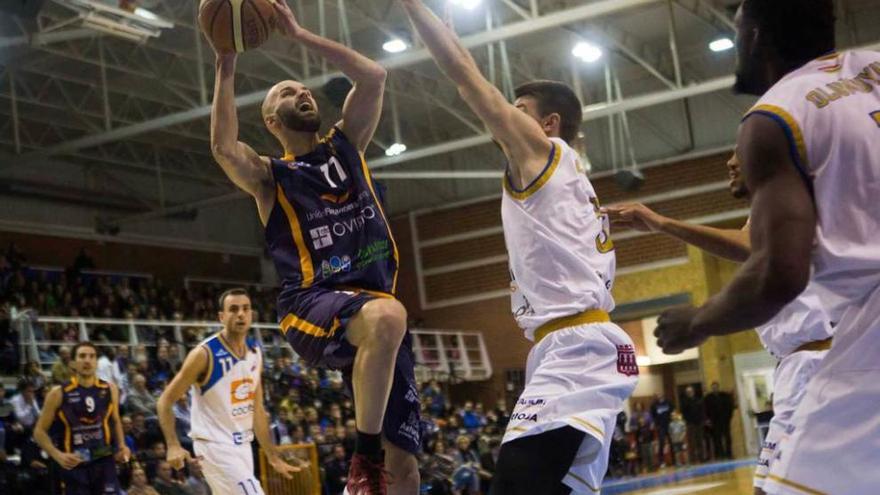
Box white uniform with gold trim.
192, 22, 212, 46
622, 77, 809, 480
752, 282, 835, 489
742, 50, 880, 495
191, 333, 264, 495
501, 138, 638, 494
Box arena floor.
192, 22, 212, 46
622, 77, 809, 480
604, 460, 756, 494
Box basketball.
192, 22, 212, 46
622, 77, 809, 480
198, 0, 276, 54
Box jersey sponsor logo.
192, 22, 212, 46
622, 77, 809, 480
230, 378, 255, 405
306, 190, 372, 222
231, 430, 255, 445
216, 348, 229, 358
355, 240, 391, 270
320, 255, 352, 278
510, 412, 539, 422
310, 225, 334, 249
73, 429, 104, 445
310, 206, 378, 252
616, 344, 639, 377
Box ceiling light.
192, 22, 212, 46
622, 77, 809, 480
385, 143, 407, 157
709, 37, 734, 52
572, 41, 603, 63
133, 7, 159, 21
449, 0, 482, 10
383, 38, 408, 53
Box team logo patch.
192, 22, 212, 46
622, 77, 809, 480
616, 344, 639, 376
230, 378, 256, 404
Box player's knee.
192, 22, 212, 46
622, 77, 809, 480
367, 299, 407, 346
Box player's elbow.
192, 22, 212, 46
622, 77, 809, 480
211, 142, 234, 162
368, 65, 387, 84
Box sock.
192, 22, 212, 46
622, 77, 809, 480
355, 430, 383, 460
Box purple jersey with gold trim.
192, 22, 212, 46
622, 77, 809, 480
264, 126, 399, 295
56, 378, 114, 461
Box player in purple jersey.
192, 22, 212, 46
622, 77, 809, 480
33, 342, 130, 495
208, 2, 417, 494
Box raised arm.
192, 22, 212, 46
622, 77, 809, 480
273, 0, 386, 152
655, 114, 815, 353
157, 346, 207, 469
604, 203, 751, 262
33, 386, 82, 470
210, 53, 273, 220
399, 0, 551, 174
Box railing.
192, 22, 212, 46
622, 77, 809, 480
14, 314, 492, 382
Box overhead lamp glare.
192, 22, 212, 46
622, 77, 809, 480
385, 143, 407, 156
572, 41, 603, 63
709, 37, 734, 52
449, 0, 482, 10
383, 38, 408, 53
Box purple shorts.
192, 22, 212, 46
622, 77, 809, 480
277, 287, 422, 454
60, 455, 119, 495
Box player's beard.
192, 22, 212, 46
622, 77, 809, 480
733, 53, 770, 96
277, 105, 321, 133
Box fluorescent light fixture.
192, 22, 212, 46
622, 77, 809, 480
572, 41, 603, 63
134, 7, 159, 21
709, 37, 734, 52
449, 0, 482, 10
385, 143, 407, 157
382, 38, 408, 53
636, 355, 652, 367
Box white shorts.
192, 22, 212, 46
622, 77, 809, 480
764, 284, 880, 495
753, 349, 827, 489
502, 322, 639, 494
194, 439, 264, 495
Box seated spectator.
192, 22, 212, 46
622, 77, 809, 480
125, 374, 158, 416
153, 460, 188, 495
122, 415, 138, 454
22, 361, 47, 395
128, 465, 160, 495
97, 346, 124, 389
459, 402, 484, 433
323, 444, 349, 495
11, 380, 40, 439
423, 380, 447, 418
451, 435, 482, 495
50, 345, 73, 385
172, 395, 193, 451
182, 460, 210, 495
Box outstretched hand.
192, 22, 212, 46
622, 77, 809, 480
273, 0, 304, 39
602, 203, 666, 232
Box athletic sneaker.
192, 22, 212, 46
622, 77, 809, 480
344, 452, 388, 495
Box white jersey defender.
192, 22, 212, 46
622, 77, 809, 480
501, 137, 638, 494
748, 50, 880, 495
752, 282, 835, 490
191, 333, 265, 495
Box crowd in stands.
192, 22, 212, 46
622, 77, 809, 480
606, 385, 737, 477
0, 241, 741, 494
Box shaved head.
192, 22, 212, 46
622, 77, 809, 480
262, 80, 321, 135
